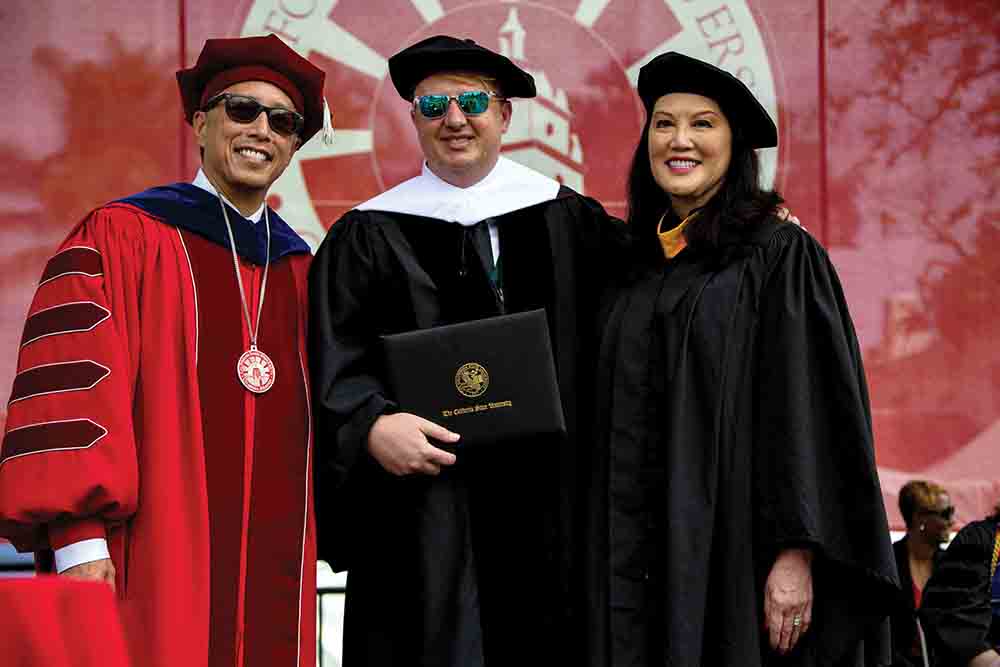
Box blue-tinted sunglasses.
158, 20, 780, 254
413, 91, 503, 118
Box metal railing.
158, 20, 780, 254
317, 584, 346, 667
0, 541, 33, 577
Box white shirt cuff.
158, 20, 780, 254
54, 538, 111, 573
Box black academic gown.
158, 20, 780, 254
891, 536, 945, 666
586, 218, 900, 667
310, 188, 623, 667
920, 517, 1000, 666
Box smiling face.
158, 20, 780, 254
193, 80, 300, 215
647, 92, 732, 219
411, 72, 512, 188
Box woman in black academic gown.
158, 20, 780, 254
919, 503, 1000, 667
891, 480, 954, 666
583, 52, 900, 666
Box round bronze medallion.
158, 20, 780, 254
237, 348, 276, 394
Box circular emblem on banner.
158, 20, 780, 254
455, 362, 490, 398
237, 348, 276, 394
239, 0, 780, 248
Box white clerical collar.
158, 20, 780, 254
192, 169, 265, 224
355, 157, 561, 226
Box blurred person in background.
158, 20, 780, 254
920, 502, 1000, 667
893, 480, 955, 666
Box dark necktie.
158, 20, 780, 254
471, 220, 503, 309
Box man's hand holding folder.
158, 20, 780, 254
367, 413, 460, 476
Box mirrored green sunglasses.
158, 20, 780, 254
413, 91, 502, 118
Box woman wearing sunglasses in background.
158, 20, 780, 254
893, 481, 955, 666
582, 52, 900, 666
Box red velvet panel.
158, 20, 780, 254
39, 247, 103, 285
180, 231, 246, 666
9, 361, 110, 404
244, 257, 309, 667
21, 303, 110, 348
1, 419, 107, 462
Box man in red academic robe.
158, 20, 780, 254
0, 34, 329, 667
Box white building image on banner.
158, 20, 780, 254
498, 8, 586, 193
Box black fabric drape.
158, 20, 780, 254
310, 192, 625, 666
586, 219, 900, 667
920, 517, 1000, 666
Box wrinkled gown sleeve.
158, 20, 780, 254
754, 225, 900, 660
309, 212, 396, 569
920, 519, 997, 664
0, 210, 141, 555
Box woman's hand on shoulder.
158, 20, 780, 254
776, 207, 803, 228
764, 547, 814, 655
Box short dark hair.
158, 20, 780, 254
624, 108, 784, 264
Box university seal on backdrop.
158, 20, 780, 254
239, 0, 780, 248
455, 362, 490, 399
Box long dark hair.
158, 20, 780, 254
625, 103, 784, 264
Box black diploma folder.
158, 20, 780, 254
380, 309, 566, 447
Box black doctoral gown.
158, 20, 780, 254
890, 536, 945, 666
920, 516, 1000, 666
585, 218, 900, 667
310, 189, 624, 667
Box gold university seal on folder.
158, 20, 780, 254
455, 362, 489, 398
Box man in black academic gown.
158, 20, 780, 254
309, 36, 622, 666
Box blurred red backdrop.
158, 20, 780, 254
1, 0, 997, 529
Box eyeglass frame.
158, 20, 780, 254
412, 90, 505, 119
919, 505, 955, 521
201, 92, 305, 138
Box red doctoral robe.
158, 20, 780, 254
0, 184, 316, 667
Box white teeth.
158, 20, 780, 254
238, 148, 268, 162
669, 159, 697, 169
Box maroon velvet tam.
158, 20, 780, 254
176, 33, 326, 143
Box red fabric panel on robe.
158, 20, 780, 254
2, 419, 108, 460
39, 246, 104, 285
9, 360, 110, 404
182, 231, 246, 666
244, 257, 312, 667
0, 577, 131, 667
0, 214, 139, 554
20, 301, 111, 347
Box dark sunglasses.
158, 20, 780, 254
202, 93, 304, 138
413, 90, 502, 119
921, 506, 955, 520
